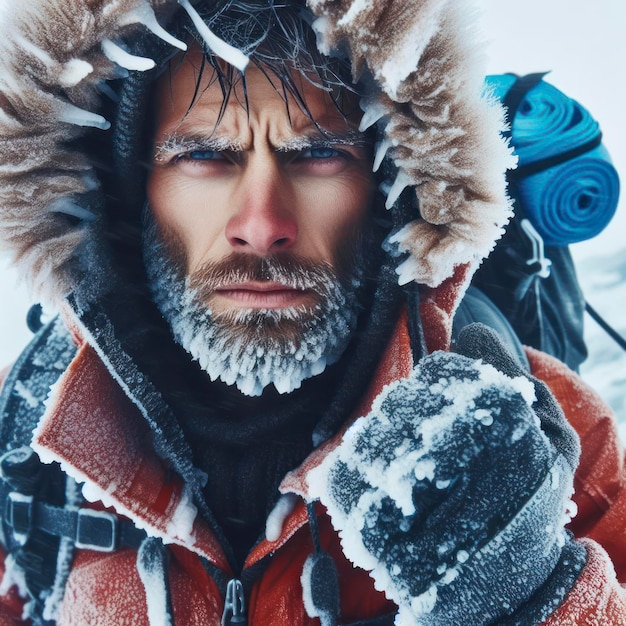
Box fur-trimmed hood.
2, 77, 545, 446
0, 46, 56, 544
0, 0, 514, 310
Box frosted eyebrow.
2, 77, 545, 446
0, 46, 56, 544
275, 130, 371, 152
153, 134, 242, 163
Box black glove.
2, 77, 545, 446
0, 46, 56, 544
307, 323, 586, 625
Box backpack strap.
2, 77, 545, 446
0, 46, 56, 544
0, 316, 76, 450
0, 317, 77, 623
0, 315, 149, 624
3, 455, 145, 553
501, 72, 603, 181
500, 72, 548, 142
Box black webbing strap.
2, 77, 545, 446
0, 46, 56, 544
5, 493, 146, 552
508, 134, 603, 181
585, 302, 626, 353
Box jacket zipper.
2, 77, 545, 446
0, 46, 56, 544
221, 578, 247, 625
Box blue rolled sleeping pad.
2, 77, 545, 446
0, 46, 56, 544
484, 74, 620, 246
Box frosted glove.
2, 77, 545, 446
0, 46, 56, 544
307, 324, 586, 625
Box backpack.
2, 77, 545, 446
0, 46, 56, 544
471, 72, 621, 372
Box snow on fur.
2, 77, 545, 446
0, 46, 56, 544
0, 0, 177, 303
0, 0, 514, 306
309, 0, 516, 287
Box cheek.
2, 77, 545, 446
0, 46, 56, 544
146, 172, 229, 268
146, 170, 185, 231
304, 175, 373, 248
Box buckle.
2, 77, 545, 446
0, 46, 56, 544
5, 492, 33, 544
75, 509, 118, 552
520, 218, 552, 279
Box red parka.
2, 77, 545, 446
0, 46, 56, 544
1, 303, 625, 625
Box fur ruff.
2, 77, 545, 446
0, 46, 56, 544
0, 0, 514, 304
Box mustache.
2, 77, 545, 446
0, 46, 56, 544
188, 253, 345, 302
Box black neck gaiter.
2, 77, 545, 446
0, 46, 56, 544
173, 369, 341, 569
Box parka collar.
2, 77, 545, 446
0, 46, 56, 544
29, 304, 418, 570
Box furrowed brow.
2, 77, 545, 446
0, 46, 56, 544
153, 133, 243, 162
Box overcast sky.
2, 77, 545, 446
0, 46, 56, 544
1, 0, 625, 365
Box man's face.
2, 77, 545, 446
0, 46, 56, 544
147, 51, 375, 314
144, 50, 376, 396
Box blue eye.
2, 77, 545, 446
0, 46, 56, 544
186, 149, 224, 160
303, 147, 341, 159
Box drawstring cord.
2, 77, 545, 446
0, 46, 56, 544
301, 502, 340, 626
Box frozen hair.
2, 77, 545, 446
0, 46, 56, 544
187, 0, 357, 100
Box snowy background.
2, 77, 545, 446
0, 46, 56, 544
1, 1, 625, 427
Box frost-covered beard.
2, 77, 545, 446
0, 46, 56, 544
142, 219, 364, 397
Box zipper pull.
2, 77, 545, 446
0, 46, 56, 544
221, 578, 247, 625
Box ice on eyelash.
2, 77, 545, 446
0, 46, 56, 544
154, 134, 368, 161
276, 136, 364, 151
153, 136, 241, 162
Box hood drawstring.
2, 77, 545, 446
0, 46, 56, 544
136, 537, 174, 626
300, 502, 340, 626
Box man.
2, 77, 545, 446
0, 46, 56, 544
0, 0, 624, 624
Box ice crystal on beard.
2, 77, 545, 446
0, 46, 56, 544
143, 234, 361, 397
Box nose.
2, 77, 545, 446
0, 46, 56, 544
225, 158, 298, 255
